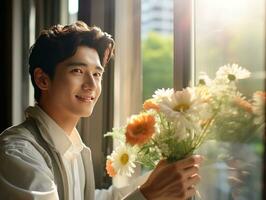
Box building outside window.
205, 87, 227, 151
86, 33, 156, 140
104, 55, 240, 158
141, 0, 174, 101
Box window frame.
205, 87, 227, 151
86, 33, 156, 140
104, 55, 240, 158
173, 0, 194, 90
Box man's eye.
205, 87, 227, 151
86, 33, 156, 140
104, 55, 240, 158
72, 68, 83, 74
94, 72, 103, 77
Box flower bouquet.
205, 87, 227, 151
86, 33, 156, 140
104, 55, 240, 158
105, 64, 265, 178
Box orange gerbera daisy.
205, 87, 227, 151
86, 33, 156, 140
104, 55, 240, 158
143, 99, 160, 111
125, 113, 156, 146
106, 159, 117, 177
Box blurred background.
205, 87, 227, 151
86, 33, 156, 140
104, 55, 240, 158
0, 0, 265, 199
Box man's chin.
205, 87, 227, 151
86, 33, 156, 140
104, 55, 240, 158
79, 109, 93, 118
81, 112, 92, 118
72, 106, 94, 118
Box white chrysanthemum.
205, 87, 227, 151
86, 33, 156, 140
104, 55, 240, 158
158, 87, 210, 137
252, 91, 265, 125
109, 145, 136, 177
152, 88, 174, 101
216, 64, 250, 81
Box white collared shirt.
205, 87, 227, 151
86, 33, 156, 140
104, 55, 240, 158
24, 105, 148, 200
26, 105, 85, 200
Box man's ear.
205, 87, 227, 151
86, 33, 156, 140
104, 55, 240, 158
34, 68, 50, 91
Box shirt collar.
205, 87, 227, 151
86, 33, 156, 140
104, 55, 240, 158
25, 105, 84, 156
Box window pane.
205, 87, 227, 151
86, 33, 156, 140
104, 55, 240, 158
68, 0, 78, 23
195, 0, 265, 199
141, 0, 174, 101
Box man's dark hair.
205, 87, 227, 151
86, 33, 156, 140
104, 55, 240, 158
29, 20, 115, 102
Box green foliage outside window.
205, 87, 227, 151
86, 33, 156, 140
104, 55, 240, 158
142, 32, 173, 101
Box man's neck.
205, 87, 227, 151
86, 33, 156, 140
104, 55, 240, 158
37, 102, 79, 135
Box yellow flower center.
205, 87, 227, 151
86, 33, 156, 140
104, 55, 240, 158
228, 74, 236, 81
199, 79, 206, 85
120, 153, 129, 165
174, 103, 190, 112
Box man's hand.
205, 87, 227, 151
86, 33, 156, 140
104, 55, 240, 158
139, 155, 203, 200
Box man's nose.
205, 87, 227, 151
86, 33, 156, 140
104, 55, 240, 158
82, 73, 96, 90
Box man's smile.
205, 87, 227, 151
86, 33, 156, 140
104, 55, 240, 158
75, 95, 95, 103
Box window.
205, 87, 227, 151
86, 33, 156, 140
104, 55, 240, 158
115, 0, 265, 198
141, 0, 174, 101
68, 0, 78, 23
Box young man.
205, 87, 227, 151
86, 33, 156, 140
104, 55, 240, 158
0, 21, 202, 200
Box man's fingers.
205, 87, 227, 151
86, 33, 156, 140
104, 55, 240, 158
141, 155, 203, 200
175, 155, 203, 170
155, 156, 202, 186
184, 187, 197, 199
185, 174, 201, 188
183, 164, 199, 179
157, 170, 201, 193
155, 155, 203, 173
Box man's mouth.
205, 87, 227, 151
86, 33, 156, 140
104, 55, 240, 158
75, 95, 95, 103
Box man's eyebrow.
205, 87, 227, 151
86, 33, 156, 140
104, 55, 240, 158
66, 62, 104, 72
66, 62, 87, 67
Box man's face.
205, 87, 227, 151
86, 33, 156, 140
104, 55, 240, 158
45, 46, 103, 118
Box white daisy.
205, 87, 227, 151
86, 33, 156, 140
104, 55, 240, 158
216, 64, 250, 81
152, 88, 174, 101
158, 87, 210, 138
109, 145, 136, 177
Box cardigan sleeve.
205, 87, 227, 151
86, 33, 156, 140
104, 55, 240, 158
0, 137, 59, 200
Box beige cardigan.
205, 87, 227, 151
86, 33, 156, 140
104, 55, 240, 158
0, 118, 146, 200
